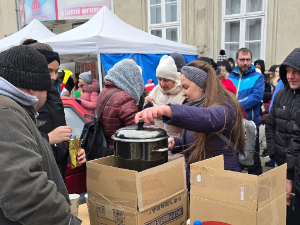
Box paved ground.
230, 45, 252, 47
259, 146, 275, 173
261, 155, 273, 173
241, 150, 274, 174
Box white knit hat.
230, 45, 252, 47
156, 55, 180, 81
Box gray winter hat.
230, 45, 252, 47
105, 59, 144, 104
170, 52, 186, 72
0, 45, 51, 90
79, 71, 92, 84
181, 66, 208, 89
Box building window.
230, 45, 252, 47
222, 0, 266, 62
148, 0, 180, 42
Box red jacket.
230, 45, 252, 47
221, 78, 237, 95
221, 78, 247, 119
96, 81, 138, 150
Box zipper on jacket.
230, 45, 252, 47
236, 74, 243, 99
34, 112, 39, 124
286, 93, 298, 148
288, 93, 297, 121
239, 97, 248, 103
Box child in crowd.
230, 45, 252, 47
75, 71, 99, 117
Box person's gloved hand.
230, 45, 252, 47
75, 98, 81, 104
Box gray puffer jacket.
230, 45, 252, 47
0, 95, 81, 225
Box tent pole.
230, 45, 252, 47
97, 54, 103, 91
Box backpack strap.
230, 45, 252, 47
217, 133, 240, 152
96, 89, 121, 119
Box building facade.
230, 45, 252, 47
0, 0, 19, 38
0, 0, 299, 69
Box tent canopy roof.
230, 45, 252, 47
0, 19, 56, 52
42, 6, 197, 56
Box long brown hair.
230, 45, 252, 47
218, 66, 228, 80
186, 60, 245, 163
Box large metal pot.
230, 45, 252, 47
111, 120, 169, 171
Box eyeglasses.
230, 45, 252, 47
238, 58, 252, 62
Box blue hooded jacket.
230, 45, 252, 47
228, 64, 264, 125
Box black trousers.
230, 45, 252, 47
287, 190, 300, 225
242, 127, 263, 175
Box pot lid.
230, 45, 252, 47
112, 120, 168, 142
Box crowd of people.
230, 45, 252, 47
0, 39, 300, 224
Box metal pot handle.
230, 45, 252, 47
151, 146, 170, 154
137, 120, 144, 130
113, 142, 117, 156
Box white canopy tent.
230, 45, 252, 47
0, 19, 56, 53
41, 6, 198, 89
42, 6, 197, 55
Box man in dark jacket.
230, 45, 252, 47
24, 40, 86, 181
0, 46, 81, 224
266, 47, 300, 225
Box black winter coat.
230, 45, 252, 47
266, 47, 300, 193
265, 87, 300, 167
266, 86, 300, 193
37, 84, 68, 180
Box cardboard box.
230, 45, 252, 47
190, 155, 287, 225
86, 156, 188, 225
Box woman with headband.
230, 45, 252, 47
135, 60, 245, 189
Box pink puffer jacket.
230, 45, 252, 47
78, 79, 99, 117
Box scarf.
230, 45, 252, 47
0, 77, 38, 108
184, 95, 206, 108
158, 79, 182, 95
